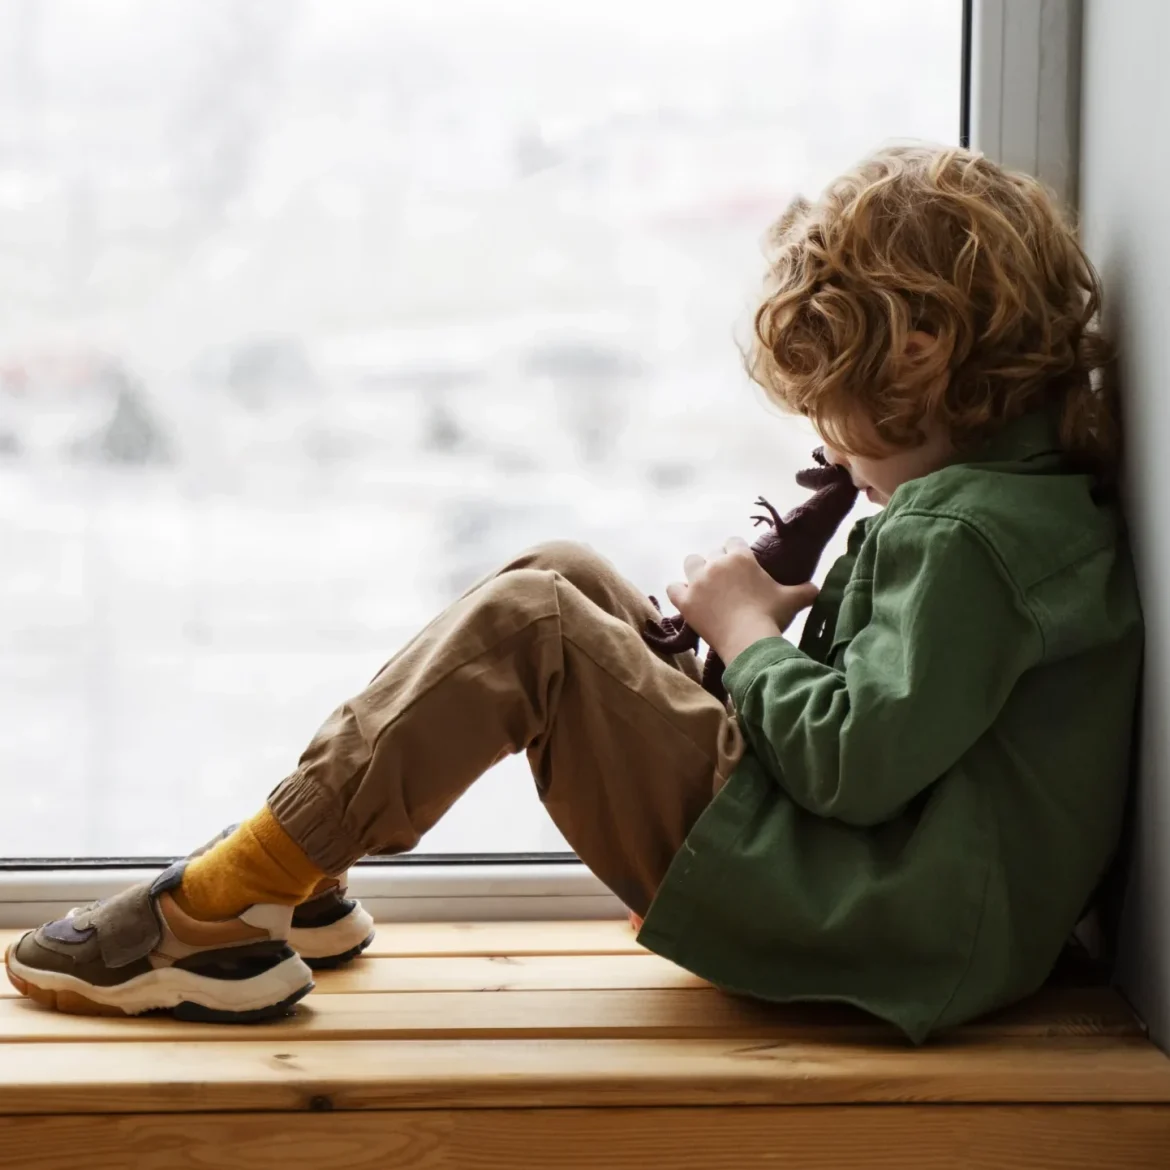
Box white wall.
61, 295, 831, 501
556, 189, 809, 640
1080, 0, 1170, 1046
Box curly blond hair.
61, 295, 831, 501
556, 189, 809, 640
749, 145, 1117, 475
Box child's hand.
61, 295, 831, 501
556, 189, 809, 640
666, 537, 818, 665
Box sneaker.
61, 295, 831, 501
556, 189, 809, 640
3, 864, 314, 1021
289, 877, 376, 970
190, 825, 375, 969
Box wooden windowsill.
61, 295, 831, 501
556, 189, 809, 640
2, 921, 1169, 1168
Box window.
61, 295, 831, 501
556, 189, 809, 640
0, 0, 963, 863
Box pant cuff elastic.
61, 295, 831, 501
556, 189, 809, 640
267, 769, 365, 876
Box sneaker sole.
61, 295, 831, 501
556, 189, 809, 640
4, 943, 313, 1022
171, 983, 313, 1023
301, 930, 376, 971
289, 903, 376, 965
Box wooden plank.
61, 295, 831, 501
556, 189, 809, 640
0, 984, 1144, 1044
360, 919, 643, 957
0, 921, 646, 1000
8, 955, 1131, 1006
0, 920, 642, 966
0, 988, 874, 1042
312, 953, 704, 993
3, 1106, 1170, 1169
0, 920, 647, 998
1, 953, 695, 999
3, 1036, 1170, 1115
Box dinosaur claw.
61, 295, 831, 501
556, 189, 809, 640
752, 497, 786, 531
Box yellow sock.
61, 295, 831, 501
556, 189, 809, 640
174, 807, 326, 920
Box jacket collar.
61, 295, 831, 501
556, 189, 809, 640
957, 408, 1066, 471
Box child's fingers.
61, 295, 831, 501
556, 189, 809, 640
682, 553, 706, 581
782, 582, 820, 609
665, 581, 687, 609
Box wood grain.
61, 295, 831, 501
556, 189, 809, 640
3, 1106, 1170, 1170
0, 921, 648, 998
360, 919, 644, 956
4, 911, 1167, 1170
0, 987, 886, 1041
0, 920, 643, 965
307, 952, 707, 993
0, 982, 1145, 1044
2, 1035, 1170, 1115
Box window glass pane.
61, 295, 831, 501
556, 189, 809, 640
0, 0, 962, 858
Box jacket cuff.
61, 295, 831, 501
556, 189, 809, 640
723, 636, 805, 708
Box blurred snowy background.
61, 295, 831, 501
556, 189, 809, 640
0, 0, 960, 857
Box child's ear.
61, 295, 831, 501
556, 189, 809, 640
902, 329, 953, 391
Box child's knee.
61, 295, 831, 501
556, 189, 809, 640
473, 568, 561, 629
514, 540, 612, 590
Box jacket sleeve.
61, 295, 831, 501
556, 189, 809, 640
722, 513, 1042, 827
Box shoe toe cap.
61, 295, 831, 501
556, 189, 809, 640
10, 927, 86, 975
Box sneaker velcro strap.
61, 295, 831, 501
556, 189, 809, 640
72, 881, 162, 968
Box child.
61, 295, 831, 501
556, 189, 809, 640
6, 145, 1141, 1042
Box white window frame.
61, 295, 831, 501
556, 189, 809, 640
969, 0, 1082, 208
0, 862, 622, 928
0, 0, 1077, 928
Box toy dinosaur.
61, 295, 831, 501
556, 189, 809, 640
643, 448, 859, 704
629, 450, 858, 933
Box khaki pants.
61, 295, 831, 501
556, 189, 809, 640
268, 542, 744, 916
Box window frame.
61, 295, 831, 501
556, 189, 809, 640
0, 858, 619, 929
3, 0, 1073, 926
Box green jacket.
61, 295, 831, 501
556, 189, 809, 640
639, 411, 1142, 1042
